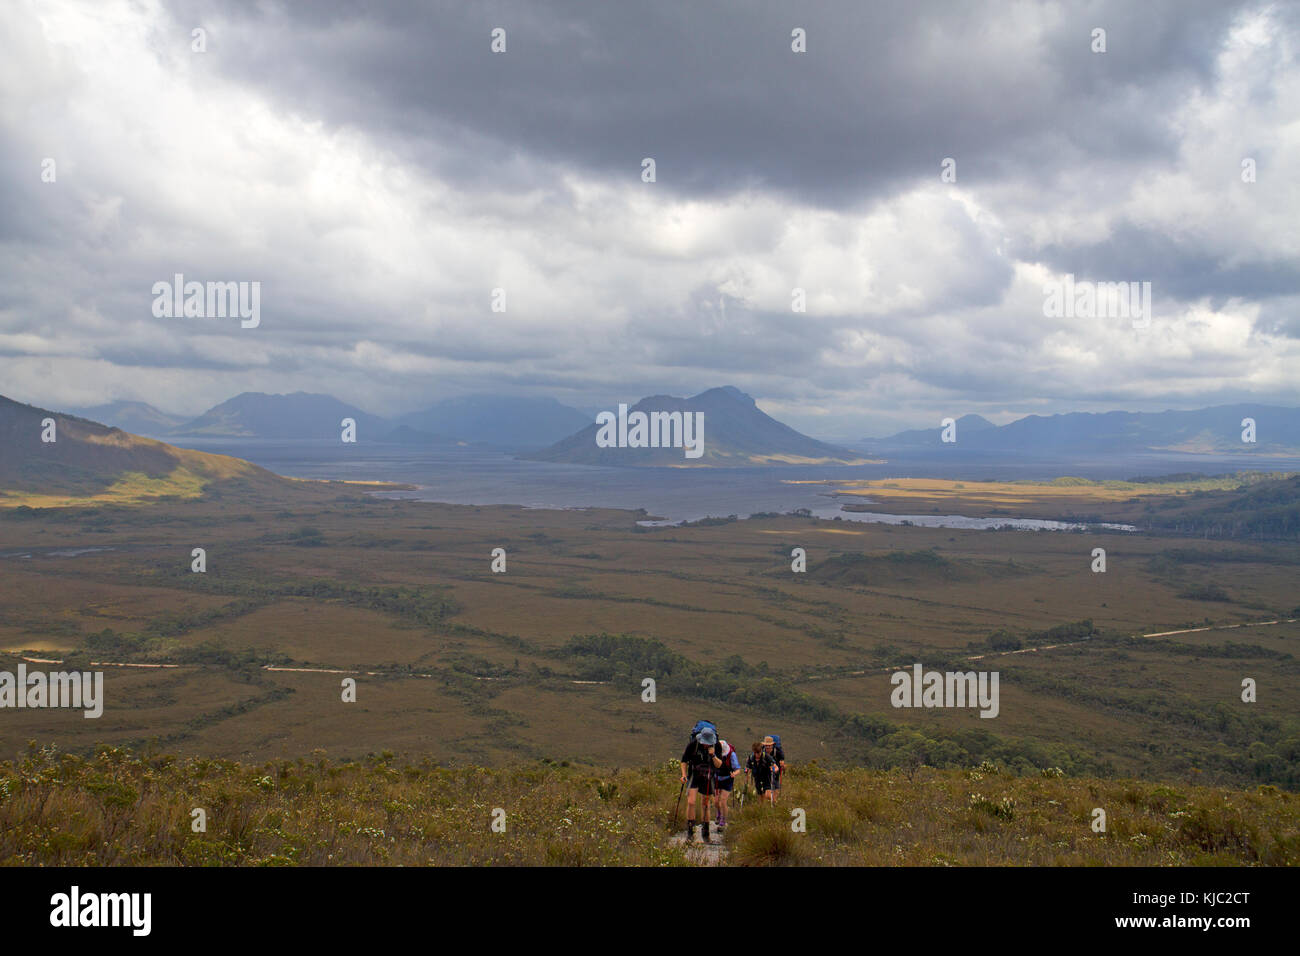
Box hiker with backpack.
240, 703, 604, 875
764, 735, 786, 802
713, 739, 741, 829
679, 721, 725, 842
745, 740, 777, 806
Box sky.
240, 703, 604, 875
1, 0, 1297, 440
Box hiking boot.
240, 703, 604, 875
702, 821, 712, 843
686, 821, 697, 839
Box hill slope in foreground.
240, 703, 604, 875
0, 395, 287, 506
2, 747, 1295, 866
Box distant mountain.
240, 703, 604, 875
0, 394, 283, 500
869, 414, 995, 446
72, 401, 187, 436
526, 386, 871, 467
165, 391, 586, 446
172, 392, 389, 440
867, 405, 1300, 456
398, 395, 590, 448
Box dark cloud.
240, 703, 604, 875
1029, 222, 1300, 303
1, 0, 1296, 431
165, 0, 1246, 206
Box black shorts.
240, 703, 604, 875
753, 775, 771, 793
688, 772, 715, 795
715, 775, 734, 792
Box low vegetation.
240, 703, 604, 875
1, 746, 1294, 866
3, 481, 1297, 792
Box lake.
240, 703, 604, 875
165, 438, 1296, 531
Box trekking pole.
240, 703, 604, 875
673, 773, 687, 830
707, 765, 717, 840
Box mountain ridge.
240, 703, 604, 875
865, 404, 1300, 455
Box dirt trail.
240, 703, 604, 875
799, 617, 1300, 680
1141, 617, 1297, 638
668, 829, 730, 866
17, 618, 1295, 682
16, 656, 607, 686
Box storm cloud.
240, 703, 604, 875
1, 0, 1296, 438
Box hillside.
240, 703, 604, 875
1138, 473, 1300, 539
0, 394, 287, 505
527, 386, 872, 466
868, 404, 1300, 455
2, 747, 1294, 866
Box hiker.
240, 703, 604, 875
764, 735, 787, 802
680, 726, 725, 842
713, 739, 741, 828
745, 740, 777, 806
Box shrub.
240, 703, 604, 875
1177, 805, 1259, 858
733, 823, 808, 866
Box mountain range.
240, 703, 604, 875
8, 388, 871, 483
864, 405, 1300, 456
74, 392, 590, 449
37, 391, 1300, 468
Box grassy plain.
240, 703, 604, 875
0, 479, 1296, 793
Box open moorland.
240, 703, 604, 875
1, 476, 1297, 792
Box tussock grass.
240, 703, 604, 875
2, 747, 1295, 866
732, 820, 810, 866
718, 763, 1299, 865
0, 746, 690, 866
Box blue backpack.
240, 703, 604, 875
689, 720, 717, 747
768, 734, 783, 751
